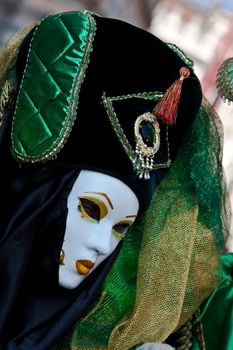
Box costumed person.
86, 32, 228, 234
0, 10, 229, 350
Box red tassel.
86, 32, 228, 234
154, 67, 190, 126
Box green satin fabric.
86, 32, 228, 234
11, 11, 96, 162
192, 253, 233, 350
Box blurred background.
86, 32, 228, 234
1, 0, 233, 249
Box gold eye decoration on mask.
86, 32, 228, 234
112, 220, 133, 240
59, 249, 65, 265
78, 196, 108, 222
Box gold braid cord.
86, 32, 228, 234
170, 309, 205, 350
193, 309, 206, 350
176, 319, 193, 350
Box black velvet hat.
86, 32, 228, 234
13, 11, 202, 211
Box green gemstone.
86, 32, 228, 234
139, 121, 155, 147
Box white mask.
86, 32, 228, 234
59, 170, 139, 289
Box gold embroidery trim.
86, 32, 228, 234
101, 92, 171, 174
0, 80, 14, 127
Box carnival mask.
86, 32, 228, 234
59, 169, 139, 289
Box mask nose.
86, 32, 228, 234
88, 224, 114, 256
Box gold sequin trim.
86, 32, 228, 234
0, 80, 14, 127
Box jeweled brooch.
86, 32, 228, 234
133, 112, 160, 180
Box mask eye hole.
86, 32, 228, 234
79, 197, 101, 222
112, 221, 133, 239
78, 196, 108, 222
